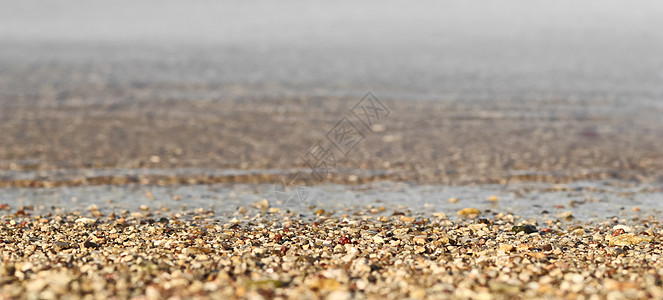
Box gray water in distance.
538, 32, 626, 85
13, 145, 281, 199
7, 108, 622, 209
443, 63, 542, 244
2, 0, 663, 101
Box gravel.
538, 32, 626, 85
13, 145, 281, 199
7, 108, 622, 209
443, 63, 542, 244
1, 203, 661, 299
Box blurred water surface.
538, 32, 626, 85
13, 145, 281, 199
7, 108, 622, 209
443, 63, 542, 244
2, 0, 662, 100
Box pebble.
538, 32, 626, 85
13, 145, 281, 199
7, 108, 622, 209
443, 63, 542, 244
252, 199, 270, 212
499, 244, 515, 252
74, 218, 96, 224
571, 228, 586, 236
400, 216, 415, 223
53, 242, 75, 252
457, 208, 481, 216
557, 211, 573, 219
608, 247, 626, 256
413, 235, 427, 245
612, 225, 633, 233
512, 225, 538, 234
605, 233, 652, 246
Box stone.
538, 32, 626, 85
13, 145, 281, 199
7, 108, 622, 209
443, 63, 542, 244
557, 211, 573, 219
605, 233, 652, 246
252, 199, 269, 212
499, 244, 514, 252
75, 218, 96, 224
413, 235, 427, 245
612, 225, 633, 233
457, 208, 481, 216
512, 225, 537, 234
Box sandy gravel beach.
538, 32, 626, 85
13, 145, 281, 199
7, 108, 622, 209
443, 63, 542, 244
2, 1, 663, 299
2, 202, 663, 299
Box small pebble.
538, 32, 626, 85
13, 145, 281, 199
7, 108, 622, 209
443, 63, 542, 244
512, 225, 538, 234
457, 208, 481, 216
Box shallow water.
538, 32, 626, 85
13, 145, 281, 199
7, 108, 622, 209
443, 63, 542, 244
3, 178, 661, 223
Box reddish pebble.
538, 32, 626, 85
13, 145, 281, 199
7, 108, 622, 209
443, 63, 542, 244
339, 236, 351, 245
540, 228, 553, 233
553, 205, 565, 209
612, 229, 625, 236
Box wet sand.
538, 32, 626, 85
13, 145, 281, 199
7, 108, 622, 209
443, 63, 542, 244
1, 88, 662, 187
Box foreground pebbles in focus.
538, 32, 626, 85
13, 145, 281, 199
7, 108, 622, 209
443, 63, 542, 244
1, 205, 662, 299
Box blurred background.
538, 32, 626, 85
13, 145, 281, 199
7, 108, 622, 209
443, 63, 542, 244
1, 0, 662, 189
